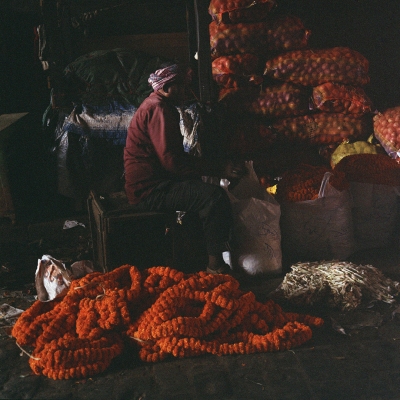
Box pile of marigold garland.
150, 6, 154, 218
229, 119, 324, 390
12, 265, 323, 380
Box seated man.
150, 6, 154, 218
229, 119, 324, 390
124, 64, 241, 274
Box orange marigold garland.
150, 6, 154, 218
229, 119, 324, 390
12, 265, 140, 379
29, 333, 124, 380
12, 265, 323, 379
129, 271, 323, 362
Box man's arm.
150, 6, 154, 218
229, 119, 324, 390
148, 103, 203, 177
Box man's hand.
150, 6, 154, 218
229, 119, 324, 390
221, 160, 246, 180
221, 160, 245, 180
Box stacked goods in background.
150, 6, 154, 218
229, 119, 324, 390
208, 0, 375, 185
373, 106, 400, 162
208, 0, 400, 262
264, 47, 373, 149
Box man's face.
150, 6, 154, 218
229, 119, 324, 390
165, 82, 186, 105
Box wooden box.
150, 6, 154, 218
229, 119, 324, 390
87, 190, 174, 272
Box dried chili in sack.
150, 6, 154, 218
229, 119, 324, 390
264, 47, 370, 87
210, 15, 310, 59
334, 153, 400, 186
311, 83, 373, 114
272, 113, 372, 145
373, 106, 400, 162
209, 0, 276, 24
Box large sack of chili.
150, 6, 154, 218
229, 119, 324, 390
212, 54, 263, 89
272, 113, 372, 145
253, 143, 326, 188
373, 106, 400, 162
334, 153, 400, 250
210, 15, 310, 59
264, 47, 370, 87
219, 83, 311, 118
209, 0, 276, 24
311, 83, 373, 114
276, 165, 354, 262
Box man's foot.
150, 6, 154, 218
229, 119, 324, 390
206, 254, 231, 275
206, 263, 231, 275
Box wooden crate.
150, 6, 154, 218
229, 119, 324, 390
87, 190, 174, 271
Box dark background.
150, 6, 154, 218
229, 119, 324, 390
276, 0, 400, 112
1, 0, 400, 114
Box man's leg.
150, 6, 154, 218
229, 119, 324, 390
134, 180, 233, 272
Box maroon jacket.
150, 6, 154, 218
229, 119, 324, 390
124, 91, 203, 204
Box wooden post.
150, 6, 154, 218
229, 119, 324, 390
193, 0, 215, 104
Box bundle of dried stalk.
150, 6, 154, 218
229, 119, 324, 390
277, 261, 400, 311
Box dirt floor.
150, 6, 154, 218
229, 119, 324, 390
1, 215, 400, 399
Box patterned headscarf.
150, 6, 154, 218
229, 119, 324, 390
148, 64, 181, 91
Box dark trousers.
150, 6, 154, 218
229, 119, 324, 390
132, 180, 233, 256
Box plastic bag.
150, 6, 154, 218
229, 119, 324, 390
35, 256, 94, 302
280, 172, 355, 261
222, 161, 282, 275
35, 255, 73, 302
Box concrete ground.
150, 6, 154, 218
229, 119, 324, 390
1, 216, 400, 400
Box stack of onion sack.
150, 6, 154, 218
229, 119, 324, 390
373, 106, 400, 162
225, 116, 277, 157
11, 265, 323, 379
219, 83, 311, 118
276, 164, 356, 262
334, 154, 400, 250
218, 82, 312, 157
209, 1, 312, 157
265, 47, 374, 146
271, 113, 372, 145
209, 0, 276, 25
212, 54, 263, 89
209, 14, 310, 60
264, 47, 370, 86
